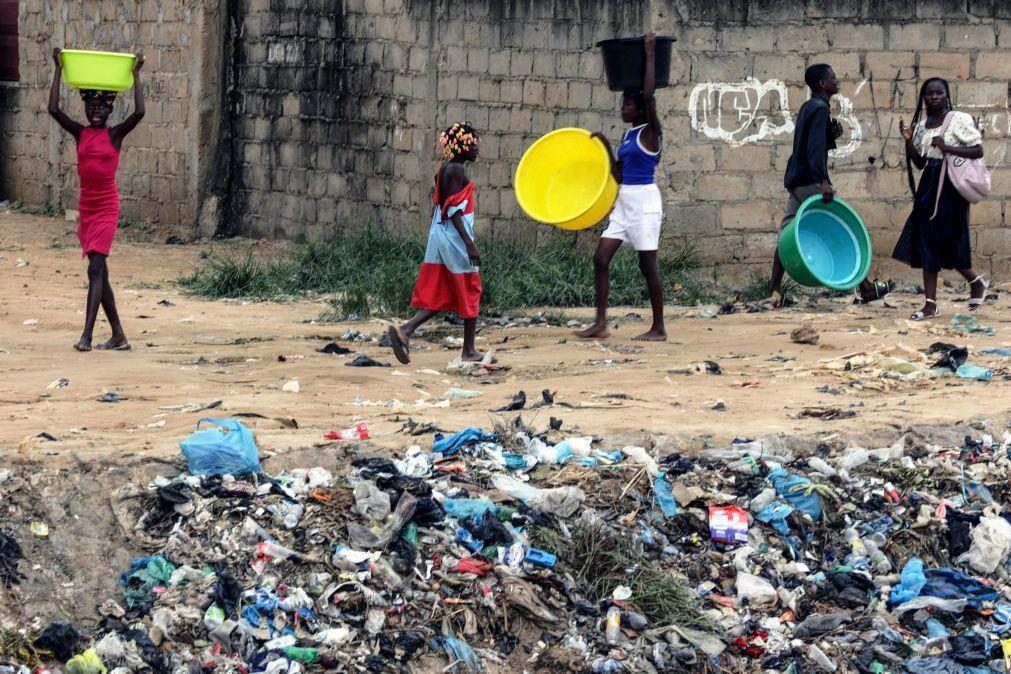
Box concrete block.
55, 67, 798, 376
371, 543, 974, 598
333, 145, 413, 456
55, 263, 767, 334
532, 50, 554, 77
509, 106, 532, 133
694, 174, 751, 201
719, 25, 777, 52
444, 46, 467, 71
510, 51, 533, 76
468, 48, 489, 73
522, 79, 545, 106
945, 24, 996, 49
545, 80, 567, 108
917, 52, 971, 80
955, 81, 1008, 108
888, 23, 941, 50
830, 23, 886, 50
665, 203, 720, 236
721, 201, 773, 230
500, 80, 522, 103
458, 74, 479, 101
753, 54, 805, 81
865, 51, 917, 80
489, 49, 510, 76
437, 73, 458, 99
974, 51, 1011, 80
567, 81, 591, 109
578, 51, 602, 80
409, 46, 428, 72
694, 54, 751, 81
776, 25, 830, 53
555, 52, 580, 79
479, 79, 501, 103
808, 52, 861, 80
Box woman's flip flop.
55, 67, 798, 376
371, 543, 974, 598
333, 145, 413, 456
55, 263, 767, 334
968, 275, 989, 312
910, 299, 939, 321
387, 326, 410, 364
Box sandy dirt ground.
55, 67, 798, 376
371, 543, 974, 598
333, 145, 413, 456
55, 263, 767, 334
0, 207, 1008, 471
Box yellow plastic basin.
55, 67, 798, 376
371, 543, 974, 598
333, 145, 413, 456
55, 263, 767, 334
514, 128, 618, 231
60, 49, 136, 92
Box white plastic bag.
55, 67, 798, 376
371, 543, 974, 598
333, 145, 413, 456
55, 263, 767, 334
958, 507, 1011, 573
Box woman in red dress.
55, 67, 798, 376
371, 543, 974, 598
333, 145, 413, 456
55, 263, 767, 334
48, 48, 145, 351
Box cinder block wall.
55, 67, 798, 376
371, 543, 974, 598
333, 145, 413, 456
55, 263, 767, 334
3, 0, 1011, 281
0, 0, 224, 232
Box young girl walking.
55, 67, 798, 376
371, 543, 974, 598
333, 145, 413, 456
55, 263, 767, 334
893, 77, 987, 319
388, 123, 485, 364
575, 32, 666, 341
49, 48, 145, 351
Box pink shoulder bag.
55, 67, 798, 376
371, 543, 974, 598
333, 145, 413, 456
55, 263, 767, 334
931, 111, 990, 219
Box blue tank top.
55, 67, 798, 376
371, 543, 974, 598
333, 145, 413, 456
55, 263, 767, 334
617, 124, 660, 185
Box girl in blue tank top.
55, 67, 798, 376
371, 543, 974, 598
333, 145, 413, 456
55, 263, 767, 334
576, 32, 666, 342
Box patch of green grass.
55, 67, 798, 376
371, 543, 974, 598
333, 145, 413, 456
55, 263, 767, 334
181, 227, 704, 320
531, 522, 712, 630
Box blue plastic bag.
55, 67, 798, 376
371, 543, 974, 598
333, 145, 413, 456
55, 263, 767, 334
653, 473, 678, 517
889, 557, 926, 605
768, 468, 822, 519
432, 427, 496, 456
180, 417, 261, 476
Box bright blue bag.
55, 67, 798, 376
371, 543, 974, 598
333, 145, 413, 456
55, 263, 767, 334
180, 417, 261, 476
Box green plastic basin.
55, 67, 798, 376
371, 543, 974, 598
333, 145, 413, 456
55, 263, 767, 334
60, 49, 136, 92
778, 195, 872, 290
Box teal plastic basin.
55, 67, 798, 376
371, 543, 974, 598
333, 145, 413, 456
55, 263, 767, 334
778, 195, 872, 290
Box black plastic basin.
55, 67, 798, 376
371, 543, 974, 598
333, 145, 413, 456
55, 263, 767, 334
596, 36, 676, 92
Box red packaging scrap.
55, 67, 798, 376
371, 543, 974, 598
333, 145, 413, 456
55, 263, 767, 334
708, 505, 749, 544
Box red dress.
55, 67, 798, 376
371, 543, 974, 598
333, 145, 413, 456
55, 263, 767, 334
76, 127, 120, 257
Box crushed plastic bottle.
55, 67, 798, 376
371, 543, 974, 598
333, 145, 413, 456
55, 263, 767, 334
808, 644, 837, 672
604, 606, 622, 645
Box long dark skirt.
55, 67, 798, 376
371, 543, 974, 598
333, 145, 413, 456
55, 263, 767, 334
892, 159, 972, 271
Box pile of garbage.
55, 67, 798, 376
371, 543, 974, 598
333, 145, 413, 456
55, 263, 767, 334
5, 417, 1011, 673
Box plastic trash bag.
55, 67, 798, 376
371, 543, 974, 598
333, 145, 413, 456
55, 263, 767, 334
33, 620, 83, 662
65, 649, 107, 674
180, 418, 261, 476
431, 635, 480, 672
920, 568, 998, 608
491, 475, 584, 517
735, 572, 777, 606
768, 468, 822, 519
889, 558, 926, 605
432, 427, 496, 456
958, 508, 1011, 573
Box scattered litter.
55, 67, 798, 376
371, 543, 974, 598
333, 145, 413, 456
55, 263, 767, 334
281, 379, 300, 393
345, 355, 390, 367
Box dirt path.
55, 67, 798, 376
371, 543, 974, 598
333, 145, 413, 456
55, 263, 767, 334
0, 207, 1007, 471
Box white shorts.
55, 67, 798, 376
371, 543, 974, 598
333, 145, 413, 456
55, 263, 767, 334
600, 184, 663, 251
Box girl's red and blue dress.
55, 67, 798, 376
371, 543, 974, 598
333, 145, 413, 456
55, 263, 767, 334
410, 170, 482, 319
76, 127, 121, 257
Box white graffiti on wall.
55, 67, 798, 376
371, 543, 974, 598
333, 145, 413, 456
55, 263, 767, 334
688, 78, 793, 145
688, 78, 862, 158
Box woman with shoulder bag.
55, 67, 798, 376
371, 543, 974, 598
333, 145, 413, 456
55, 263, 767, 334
893, 77, 989, 320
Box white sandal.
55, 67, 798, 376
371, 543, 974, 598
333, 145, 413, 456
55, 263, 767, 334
968, 275, 989, 312
910, 299, 940, 321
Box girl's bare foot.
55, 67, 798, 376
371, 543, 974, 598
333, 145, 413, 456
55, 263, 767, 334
388, 326, 410, 364
633, 329, 667, 342
96, 335, 131, 351
461, 350, 494, 363
574, 322, 609, 339
73, 339, 92, 352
